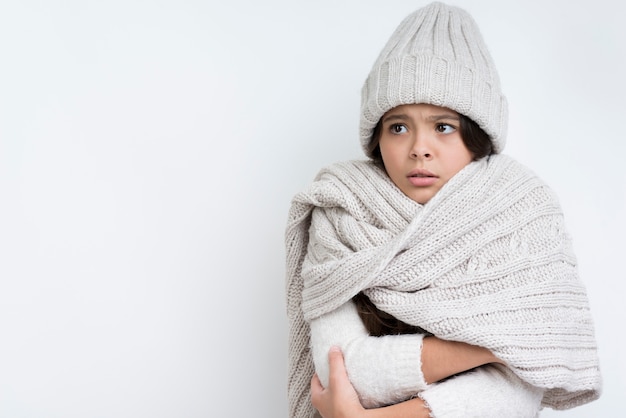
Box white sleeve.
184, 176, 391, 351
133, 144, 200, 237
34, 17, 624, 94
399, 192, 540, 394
419, 364, 544, 418
309, 300, 427, 409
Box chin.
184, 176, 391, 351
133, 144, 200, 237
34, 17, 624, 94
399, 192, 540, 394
400, 185, 436, 205
410, 194, 432, 205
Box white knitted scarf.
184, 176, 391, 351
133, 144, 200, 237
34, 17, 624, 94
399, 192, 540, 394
285, 154, 601, 418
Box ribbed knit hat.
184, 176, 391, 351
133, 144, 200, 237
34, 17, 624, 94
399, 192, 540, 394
360, 2, 507, 156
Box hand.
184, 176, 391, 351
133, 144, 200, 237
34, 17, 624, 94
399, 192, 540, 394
311, 346, 430, 418
310, 346, 366, 418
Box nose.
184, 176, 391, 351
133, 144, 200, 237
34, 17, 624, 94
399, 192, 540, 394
409, 134, 433, 160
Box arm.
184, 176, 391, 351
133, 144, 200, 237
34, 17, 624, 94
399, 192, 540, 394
420, 336, 501, 384
420, 364, 544, 417
309, 301, 503, 408
310, 301, 426, 408
311, 346, 430, 418
312, 347, 544, 418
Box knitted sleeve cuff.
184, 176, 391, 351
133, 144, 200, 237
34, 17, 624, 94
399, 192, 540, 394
309, 301, 427, 409
419, 364, 544, 418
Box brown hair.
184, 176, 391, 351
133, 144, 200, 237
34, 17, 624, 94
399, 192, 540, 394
367, 112, 494, 167
352, 292, 431, 337
357, 112, 493, 337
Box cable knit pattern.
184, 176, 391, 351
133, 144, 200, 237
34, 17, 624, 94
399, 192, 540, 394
285, 154, 601, 418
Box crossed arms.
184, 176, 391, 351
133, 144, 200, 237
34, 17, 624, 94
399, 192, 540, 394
309, 301, 544, 417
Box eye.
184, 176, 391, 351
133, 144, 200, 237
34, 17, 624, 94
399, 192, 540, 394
436, 123, 456, 134
390, 124, 408, 134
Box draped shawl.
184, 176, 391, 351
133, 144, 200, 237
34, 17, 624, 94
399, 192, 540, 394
285, 154, 601, 418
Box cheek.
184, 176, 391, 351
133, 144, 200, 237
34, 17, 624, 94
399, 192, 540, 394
380, 139, 403, 159
450, 148, 473, 172
379, 144, 401, 172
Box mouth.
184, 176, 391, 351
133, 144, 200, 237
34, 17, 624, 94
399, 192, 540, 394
407, 169, 438, 187
407, 168, 437, 178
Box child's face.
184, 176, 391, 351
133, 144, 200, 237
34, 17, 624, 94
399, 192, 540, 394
378, 103, 473, 204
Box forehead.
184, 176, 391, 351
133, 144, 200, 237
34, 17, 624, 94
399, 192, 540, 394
383, 103, 460, 120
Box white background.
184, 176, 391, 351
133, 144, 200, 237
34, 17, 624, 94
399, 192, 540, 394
0, 0, 624, 417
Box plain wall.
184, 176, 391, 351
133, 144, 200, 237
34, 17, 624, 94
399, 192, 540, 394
0, 0, 624, 417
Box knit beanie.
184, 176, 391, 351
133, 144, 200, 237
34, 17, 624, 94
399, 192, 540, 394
360, 2, 508, 156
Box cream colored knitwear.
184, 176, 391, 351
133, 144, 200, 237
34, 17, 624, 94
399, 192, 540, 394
360, 2, 508, 155
309, 301, 545, 415
285, 155, 601, 418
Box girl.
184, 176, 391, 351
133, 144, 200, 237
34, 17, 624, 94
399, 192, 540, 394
285, 3, 601, 417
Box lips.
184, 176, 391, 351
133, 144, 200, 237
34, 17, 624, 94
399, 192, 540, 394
407, 168, 438, 187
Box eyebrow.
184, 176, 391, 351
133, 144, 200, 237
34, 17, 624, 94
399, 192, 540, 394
381, 114, 411, 124
426, 113, 460, 122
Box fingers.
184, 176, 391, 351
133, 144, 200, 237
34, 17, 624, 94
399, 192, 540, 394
311, 373, 323, 392
311, 372, 324, 409
327, 346, 348, 386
